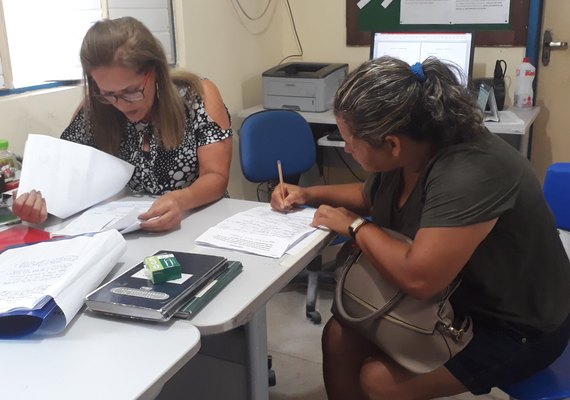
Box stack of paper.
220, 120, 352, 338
17, 134, 135, 219
51, 200, 154, 237
195, 206, 320, 258
0, 230, 126, 337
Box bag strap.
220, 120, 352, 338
334, 248, 405, 324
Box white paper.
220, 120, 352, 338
558, 229, 570, 257
400, 0, 510, 25
453, 0, 510, 24
51, 200, 154, 237
494, 110, 524, 126
401, 0, 452, 24
195, 206, 318, 258
17, 135, 135, 219
0, 230, 126, 333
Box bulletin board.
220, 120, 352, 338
347, 0, 530, 47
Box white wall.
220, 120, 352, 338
0, 0, 527, 200
0, 86, 82, 155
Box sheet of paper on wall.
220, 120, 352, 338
195, 206, 319, 258
0, 229, 126, 337
50, 200, 155, 237
17, 134, 135, 219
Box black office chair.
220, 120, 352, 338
239, 109, 338, 324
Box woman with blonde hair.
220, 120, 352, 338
14, 16, 232, 232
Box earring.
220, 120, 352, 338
155, 82, 160, 100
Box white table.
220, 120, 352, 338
155, 198, 332, 400
0, 311, 200, 400
237, 105, 541, 158
1, 197, 331, 400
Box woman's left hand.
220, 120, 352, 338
311, 205, 359, 237
138, 192, 182, 232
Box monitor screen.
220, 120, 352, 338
370, 32, 474, 84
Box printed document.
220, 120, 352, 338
0, 230, 126, 335
51, 200, 154, 237
195, 206, 320, 258
17, 134, 135, 219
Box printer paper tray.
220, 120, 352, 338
263, 95, 322, 112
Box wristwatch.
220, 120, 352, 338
348, 217, 368, 240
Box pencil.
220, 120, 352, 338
277, 160, 286, 201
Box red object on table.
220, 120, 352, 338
0, 225, 52, 252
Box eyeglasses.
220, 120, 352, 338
92, 72, 151, 105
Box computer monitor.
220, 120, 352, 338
370, 32, 474, 85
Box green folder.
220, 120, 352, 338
174, 260, 243, 319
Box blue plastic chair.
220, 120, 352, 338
239, 109, 316, 186
500, 162, 570, 400
500, 343, 570, 400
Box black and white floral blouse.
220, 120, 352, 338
61, 83, 232, 195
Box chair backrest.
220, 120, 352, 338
239, 109, 316, 183
543, 163, 570, 231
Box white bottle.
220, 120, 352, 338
513, 57, 536, 108
0, 139, 20, 189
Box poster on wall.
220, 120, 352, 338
400, 0, 510, 25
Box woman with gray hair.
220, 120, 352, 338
271, 56, 569, 399
13, 17, 232, 232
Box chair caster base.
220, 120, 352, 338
306, 310, 322, 325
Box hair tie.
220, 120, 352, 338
411, 62, 426, 83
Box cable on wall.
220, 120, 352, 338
334, 148, 365, 182
233, 0, 273, 21
278, 0, 303, 64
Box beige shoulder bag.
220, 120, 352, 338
332, 229, 473, 374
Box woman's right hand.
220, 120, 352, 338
270, 183, 307, 212
12, 190, 48, 224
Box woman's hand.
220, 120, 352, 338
138, 192, 183, 232
312, 205, 359, 237
270, 183, 308, 212
12, 190, 48, 224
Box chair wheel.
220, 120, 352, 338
268, 369, 277, 387
307, 310, 322, 325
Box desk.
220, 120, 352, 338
156, 198, 331, 400
237, 105, 541, 158
1, 197, 331, 400
0, 311, 200, 400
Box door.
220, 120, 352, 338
531, 0, 570, 180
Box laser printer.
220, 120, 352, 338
262, 62, 348, 112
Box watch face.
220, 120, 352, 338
349, 218, 366, 239
350, 218, 364, 230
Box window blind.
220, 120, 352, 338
108, 0, 176, 64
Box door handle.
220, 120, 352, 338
542, 30, 568, 66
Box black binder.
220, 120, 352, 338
85, 251, 227, 322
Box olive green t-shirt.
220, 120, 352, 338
364, 131, 570, 332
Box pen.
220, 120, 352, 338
277, 160, 286, 201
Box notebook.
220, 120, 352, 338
85, 250, 227, 322
175, 260, 243, 320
